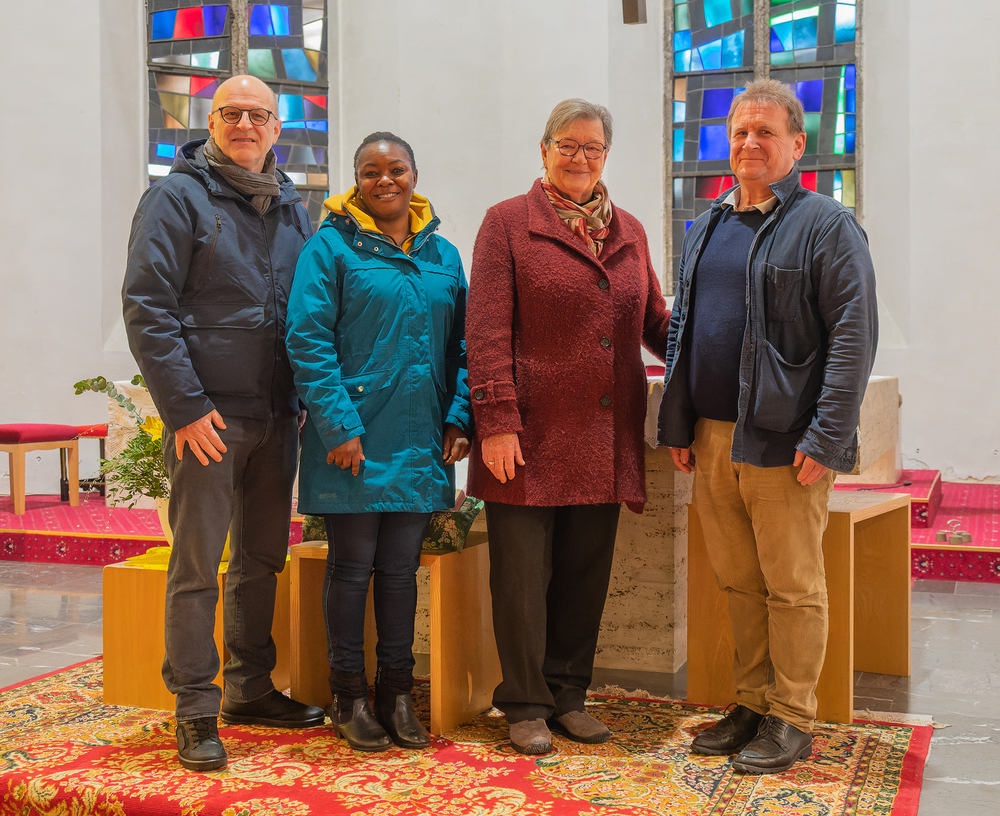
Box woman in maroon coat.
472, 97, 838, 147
466, 98, 671, 755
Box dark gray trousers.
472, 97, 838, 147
161, 413, 298, 720
485, 501, 621, 724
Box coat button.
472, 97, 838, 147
598, 279, 609, 289
474, 389, 485, 400
600, 336, 611, 347
358, 386, 364, 392
374, 247, 379, 252
357, 241, 362, 247
600, 395, 611, 406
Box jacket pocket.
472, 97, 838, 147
752, 341, 822, 433
765, 264, 804, 323
180, 302, 265, 330
179, 303, 268, 397
341, 367, 396, 400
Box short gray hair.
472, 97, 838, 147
727, 79, 805, 137
541, 98, 614, 147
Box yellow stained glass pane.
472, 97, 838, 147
674, 77, 687, 101
305, 49, 320, 72
307, 173, 329, 187
840, 170, 855, 208
160, 93, 190, 128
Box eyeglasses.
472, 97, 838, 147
548, 138, 608, 160
212, 106, 277, 126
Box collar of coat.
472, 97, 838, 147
323, 186, 436, 254
525, 178, 642, 265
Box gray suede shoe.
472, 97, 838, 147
550, 710, 612, 744
508, 718, 553, 755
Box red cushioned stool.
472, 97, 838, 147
0, 424, 80, 515
60, 424, 108, 501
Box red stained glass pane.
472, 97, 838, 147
800, 171, 818, 191
174, 7, 205, 39
303, 95, 327, 108
695, 175, 736, 200
191, 77, 217, 97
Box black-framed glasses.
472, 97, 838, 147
212, 106, 277, 126
548, 138, 608, 160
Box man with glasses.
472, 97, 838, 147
124, 74, 321, 772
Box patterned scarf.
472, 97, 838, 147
203, 138, 280, 215
541, 176, 613, 257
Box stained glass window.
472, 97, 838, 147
147, 0, 330, 226
674, 0, 754, 74
668, 0, 859, 289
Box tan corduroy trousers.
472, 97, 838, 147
691, 418, 835, 732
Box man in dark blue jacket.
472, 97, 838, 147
123, 75, 322, 772
658, 79, 877, 774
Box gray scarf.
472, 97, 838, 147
203, 137, 281, 215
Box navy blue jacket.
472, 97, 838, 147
657, 169, 878, 472
123, 140, 313, 430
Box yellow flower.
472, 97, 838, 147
141, 415, 164, 441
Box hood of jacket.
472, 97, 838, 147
171, 139, 303, 208
323, 186, 436, 253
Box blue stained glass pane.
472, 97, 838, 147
203, 6, 227, 37
674, 30, 692, 51
698, 124, 729, 161
282, 121, 305, 128
722, 31, 744, 69
156, 143, 177, 159
673, 129, 685, 161
769, 27, 785, 52
270, 6, 290, 36
845, 132, 855, 153
151, 10, 176, 40
282, 49, 317, 81
691, 48, 704, 71
845, 64, 856, 90
834, 170, 842, 190
835, 4, 856, 43
795, 80, 824, 112
675, 50, 691, 72
698, 39, 723, 71
792, 16, 818, 49
272, 145, 291, 163
673, 101, 687, 123
702, 88, 734, 119
249, 5, 272, 35
773, 21, 794, 51
305, 120, 328, 131
845, 89, 856, 113
845, 114, 855, 132
279, 95, 304, 120
703, 0, 733, 28
685, 220, 694, 231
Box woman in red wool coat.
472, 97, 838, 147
466, 98, 671, 756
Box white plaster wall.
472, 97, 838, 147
0, 0, 145, 494
865, 0, 1000, 480
331, 0, 667, 287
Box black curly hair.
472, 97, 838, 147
353, 131, 417, 175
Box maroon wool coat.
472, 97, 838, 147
467, 179, 671, 512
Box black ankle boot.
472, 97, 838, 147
374, 666, 430, 749
328, 669, 392, 752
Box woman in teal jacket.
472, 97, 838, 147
286, 132, 471, 752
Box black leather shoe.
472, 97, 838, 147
176, 717, 227, 772
692, 704, 764, 756
374, 666, 430, 749
331, 694, 393, 752
733, 715, 812, 774
221, 689, 325, 728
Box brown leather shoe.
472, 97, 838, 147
733, 715, 812, 774
691, 704, 764, 756
509, 718, 553, 755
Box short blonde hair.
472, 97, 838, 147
541, 98, 614, 147
727, 79, 805, 137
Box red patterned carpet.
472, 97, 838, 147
0, 660, 930, 815
0, 495, 303, 565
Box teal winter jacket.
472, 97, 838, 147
286, 200, 471, 515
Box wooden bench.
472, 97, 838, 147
687, 491, 911, 723
289, 529, 501, 736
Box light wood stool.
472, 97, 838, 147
687, 491, 911, 723
0, 423, 80, 515
290, 531, 501, 735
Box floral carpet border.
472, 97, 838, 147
0, 660, 930, 816
911, 546, 1000, 584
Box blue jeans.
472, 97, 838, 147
322, 512, 431, 673
161, 413, 298, 721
